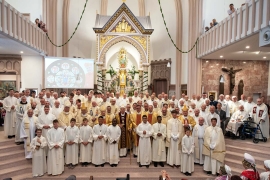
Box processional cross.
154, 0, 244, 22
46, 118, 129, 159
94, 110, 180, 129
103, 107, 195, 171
221, 67, 242, 94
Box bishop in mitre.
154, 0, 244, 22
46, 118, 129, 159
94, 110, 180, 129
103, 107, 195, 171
179, 105, 196, 131
20, 109, 38, 158
58, 101, 74, 129
136, 115, 153, 168
192, 117, 208, 165
252, 98, 269, 139
15, 96, 30, 144
166, 110, 183, 167
65, 118, 80, 169
79, 118, 93, 167
47, 120, 65, 176
92, 116, 108, 167
30, 129, 47, 177
107, 118, 121, 167
226, 105, 248, 137
203, 118, 226, 175
152, 115, 166, 167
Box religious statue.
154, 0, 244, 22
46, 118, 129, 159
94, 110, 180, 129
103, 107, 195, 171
112, 18, 135, 33
118, 48, 128, 68
221, 67, 242, 94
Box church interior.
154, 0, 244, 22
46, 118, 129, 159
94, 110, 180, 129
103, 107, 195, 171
0, 0, 270, 179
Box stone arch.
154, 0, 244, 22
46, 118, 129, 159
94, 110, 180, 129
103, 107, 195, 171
98, 36, 147, 66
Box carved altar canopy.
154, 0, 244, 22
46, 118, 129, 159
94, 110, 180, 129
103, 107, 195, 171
93, 3, 154, 68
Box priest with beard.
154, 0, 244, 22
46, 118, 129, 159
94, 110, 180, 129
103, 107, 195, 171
47, 120, 65, 176
76, 103, 90, 127
115, 106, 131, 157
58, 101, 74, 129
136, 115, 153, 168
203, 118, 226, 176
15, 96, 30, 145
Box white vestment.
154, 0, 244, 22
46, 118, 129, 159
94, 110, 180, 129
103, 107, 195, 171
65, 126, 79, 165
181, 135, 195, 173
3, 96, 17, 137
218, 100, 230, 117
47, 128, 65, 175
260, 171, 270, 180
203, 126, 224, 175
167, 118, 182, 166
136, 122, 153, 165
192, 124, 207, 164
37, 113, 55, 139
152, 122, 166, 162
30, 136, 47, 177
244, 102, 256, 114
107, 125, 121, 164
79, 125, 93, 163
239, 100, 247, 106
226, 110, 248, 135
252, 103, 269, 139
199, 111, 209, 123
195, 100, 204, 109
15, 103, 30, 142
92, 124, 107, 165
52, 106, 63, 119
20, 116, 37, 158
206, 113, 220, 127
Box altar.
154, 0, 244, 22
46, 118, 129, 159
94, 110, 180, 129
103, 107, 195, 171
93, 2, 153, 95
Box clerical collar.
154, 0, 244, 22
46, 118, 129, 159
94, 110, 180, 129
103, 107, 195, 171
20, 101, 27, 104
121, 113, 125, 116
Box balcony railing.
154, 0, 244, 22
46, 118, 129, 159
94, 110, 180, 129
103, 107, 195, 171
0, 0, 47, 54
198, 0, 270, 58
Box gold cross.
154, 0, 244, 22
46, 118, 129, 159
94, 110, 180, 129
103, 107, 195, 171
122, 0, 126, 3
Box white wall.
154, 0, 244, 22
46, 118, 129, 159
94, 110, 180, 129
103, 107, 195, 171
108, 0, 139, 16
145, 0, 177, 84
203, 0, 246, 28
6, 0, 42, 23
21, 56, 43, 92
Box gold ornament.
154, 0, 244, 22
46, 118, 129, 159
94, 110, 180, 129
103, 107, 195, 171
111, 18, 135, 33
131, 36, 147, 50
100, 35, 114, 49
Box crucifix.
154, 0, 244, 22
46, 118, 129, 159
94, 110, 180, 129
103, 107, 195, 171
221, 67, 242, 94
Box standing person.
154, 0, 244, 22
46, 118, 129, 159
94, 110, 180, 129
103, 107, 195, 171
115, 106, 131, 157
20, 109, 38, 158
260, 160, 270, 180
15, 96, 30, 144
166, 110, 183, 168
209, 95, 218, 109
3, 89, 18, 138
79, 118, 93, 167
65, 118, 80, 169
193, 117, 207, 165
216, 103, 227, 134
51, 100, 63, 119
30, 129, 47, 177
152, 116, 166, 167
107, 118, 121, 167
58, 101, 74, 129
206, 106, 221, 127
181, 128, 195, 176
136, 115, 153, 168
252, 98, 269, 139
47, 120, 65, 176
179, 105, 196, 131
240, 153, 259, 180
92, 116, 108, 167
203, 118, 226, 176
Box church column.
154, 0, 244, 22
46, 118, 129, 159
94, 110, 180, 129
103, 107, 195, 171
138, 0, 145, 16
100, 0, 108, 15
187, 0, 203, 96
62, 0, 70, 57
174, 0, 183, 99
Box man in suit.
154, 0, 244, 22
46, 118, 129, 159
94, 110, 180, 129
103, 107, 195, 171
209, 95, 218, 108
215, 102, 226, 134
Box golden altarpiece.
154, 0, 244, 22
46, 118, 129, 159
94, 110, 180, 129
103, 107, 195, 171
93, 2, 154, 95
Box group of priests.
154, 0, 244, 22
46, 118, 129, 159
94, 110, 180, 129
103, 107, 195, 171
2, 88, 269, 178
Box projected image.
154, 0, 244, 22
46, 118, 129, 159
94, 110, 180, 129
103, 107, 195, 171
45, 58, 94, 89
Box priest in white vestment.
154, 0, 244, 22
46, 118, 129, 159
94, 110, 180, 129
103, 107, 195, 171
166, 110, 183, 167
15, 96, 31, 144
51, 100, 63, 119
30, 129, 47, 177
206, 106, 220, 127
200, 104, 209, 123
252, 98, 269, 139
226, 105, 248, 136
239, 94, 247, 106
136, 115, 153, 168
193, 117, 208, 165
92, 116, 108, 167
65, 118, 79, 168
244, 97, 255, 114
79, 118, 93, 167
181, 128, 195, 176
47, 120, 65, 176
20, 109, 38, 158
260, 160, 270, 180
152, 116, 166, 167
203, 117, 226, 175
107, 118, 121, 167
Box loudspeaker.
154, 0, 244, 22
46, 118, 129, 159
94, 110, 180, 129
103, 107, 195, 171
259, 26, 270, 47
